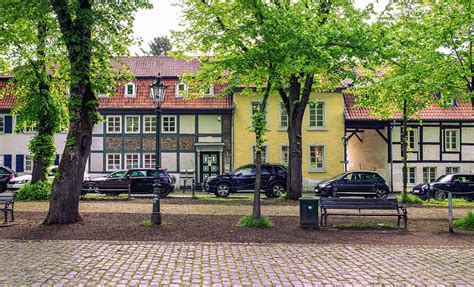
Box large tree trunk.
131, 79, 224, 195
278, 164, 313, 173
44, 0, 95, 225
252, 151, 262, 219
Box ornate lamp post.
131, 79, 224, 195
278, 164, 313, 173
150, 73, 167, 225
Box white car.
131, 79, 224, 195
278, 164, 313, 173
7, 166, 90, 191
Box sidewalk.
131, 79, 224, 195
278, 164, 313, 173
0, 239, 472, 286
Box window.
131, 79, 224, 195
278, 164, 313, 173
0, 116, 4, 133
107, 154, 121, 171
98, 93, 107, 98
106, 116, 121, 133
203, 86, 213, 97
162, 116, 177, 133
125, 153, 140, 169
446, 167, 460, 174
143, 153, 156, 168
408, 167, 416, 185
407, 128, 417, 151
251, 102, 261, 115
448, 99, 457, 107
309, 145, 325, 171
125, 116, 140, 133
280, 145, 289, 165
25, 155, 33, 172
176, 82, 187, 97
143, 116, 156, 133
308, 102, 325, 128
252, 145, 267, 164
23, 124, 36, 133
444, 129, 459, 151
234, 166, 255, 176
130, 170, 146, 177
125, 82, 136, 97
423, 167, 436, 183
279, 102, 288, 129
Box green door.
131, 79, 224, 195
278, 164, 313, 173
201, 152, 219, 182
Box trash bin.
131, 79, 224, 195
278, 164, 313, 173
299, 198, 319, 229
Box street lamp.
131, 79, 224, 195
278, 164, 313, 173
150, 73, 168, 225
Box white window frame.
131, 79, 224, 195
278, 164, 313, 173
252, 145, 268, 164
162, 115, 177, 134
407, 128, 418, 151
444, 129, 459, 151
0, 115, 4, 134
280, 145, 289, 165
308, 144, 326, 172
408, 167, 416, 185
125, 116, 140, 134
143, 115, 156, 134
106, 153, 122, 171
423, 167, 437, 183
203, 86, 214, 97
143, 153, 156, 169
124, 82, 136, 97
446, 166, 460, 174
24, 155, 33, 173
175, 82, 187, 97
125, 153, 140, 169
279, 102, 288, 130
308, 101, 326, 129
98, 93, 107, 98
106, 116, 122, 134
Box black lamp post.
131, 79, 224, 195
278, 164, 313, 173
150, 73, 167, 225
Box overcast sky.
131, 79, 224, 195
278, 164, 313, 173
131, 0, 390, 55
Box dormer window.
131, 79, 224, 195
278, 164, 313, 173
176, 82, 187, 97
125, 82, 136, 97
203, 86, 214, 97
448, 99, 457, 107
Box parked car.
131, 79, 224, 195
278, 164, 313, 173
417, 174, 474, 201
82, 168, 175, 197
410, 175, 448, 200
0, 166, 16, 192
204, 163, 287, 198
7, 165, 90, 191
314, 171, 390, 198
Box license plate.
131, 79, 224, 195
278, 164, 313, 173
413, 189, 419, 193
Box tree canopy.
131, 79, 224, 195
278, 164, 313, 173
141, 35, 172, 56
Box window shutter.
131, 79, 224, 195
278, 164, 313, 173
16, 155, 24, 172
5, 116, 12, 133
4, 155, 12, 169
54, 154, 60, 165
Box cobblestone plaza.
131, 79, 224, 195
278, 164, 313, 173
1, 240, 472, 286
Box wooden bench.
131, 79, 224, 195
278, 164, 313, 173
320, 198, 407, 228
0, 192, 15, 224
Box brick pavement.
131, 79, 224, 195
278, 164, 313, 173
0, 240, 473, 286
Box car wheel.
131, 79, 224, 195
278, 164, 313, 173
214, 183, 230, 198
270, 183, 286, 198
435, 190, 447, 201
160, 186, 170, 198
375, 188, 388, 199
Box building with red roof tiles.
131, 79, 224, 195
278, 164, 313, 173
344, 93, 474, 192
0, 57, 234, 186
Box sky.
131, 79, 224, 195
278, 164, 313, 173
131, 0, 390, 55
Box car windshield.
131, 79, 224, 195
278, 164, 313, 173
438, 175, 454, 183
108, 171, 125, 178
327, 172, 348, 181
232, 166, 255, 176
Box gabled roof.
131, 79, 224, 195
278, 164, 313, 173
117, 56, 200, 78
344, 94, 473, 121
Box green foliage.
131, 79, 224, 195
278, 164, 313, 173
397, 192, 423, 204
251, 111, 267, 152
29, 134, 56, 172
423, 198, 473, 207
237, 215, 274, 228
16, 181, 52, 201
333, 221, 398, 230
140, 36, 172, 56
139, 220, 156, 227
453, 211, 474, 231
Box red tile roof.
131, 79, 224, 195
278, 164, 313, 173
0, 80, 16, 109
344, 94, 473, 121
117, 56, 200, 78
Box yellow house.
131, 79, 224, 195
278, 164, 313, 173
233, 92, 345, 190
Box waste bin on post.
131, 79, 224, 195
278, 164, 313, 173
299, 198, 319, 229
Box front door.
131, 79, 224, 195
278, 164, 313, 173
201, 152, 220, 182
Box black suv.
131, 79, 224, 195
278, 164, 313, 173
315, 171, 390, 198
204, 164, 287, 198
0, 166, 16, 192
421, 174, 474, 201
82, 168, 175, 197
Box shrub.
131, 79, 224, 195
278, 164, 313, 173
454, 211, 474, 231
139, 220, 156, 227
237, 215, 274, 228
397, 192, 422, 204
16, 181, 52, 201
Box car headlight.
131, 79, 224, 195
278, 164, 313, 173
12, 180, 29, 184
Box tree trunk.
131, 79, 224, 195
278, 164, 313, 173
401, 99, 408, 194
31, 147, 47, 183
252, 150, 262, 219
287, 119, 303, 200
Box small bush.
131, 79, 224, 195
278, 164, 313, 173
237, 215, 274, 228
139, 220, 156, 227
397, 192, 422, 204
454, 211, 474, 231
16, 181, 52, 201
